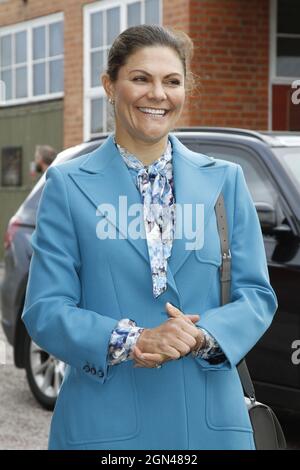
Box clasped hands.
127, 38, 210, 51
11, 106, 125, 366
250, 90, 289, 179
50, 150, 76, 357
131, 302, 204, 369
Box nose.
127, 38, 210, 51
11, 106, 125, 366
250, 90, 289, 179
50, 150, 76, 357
147, 81, 167, 101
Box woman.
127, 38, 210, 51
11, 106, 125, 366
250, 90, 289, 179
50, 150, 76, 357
22, 25, 277, 450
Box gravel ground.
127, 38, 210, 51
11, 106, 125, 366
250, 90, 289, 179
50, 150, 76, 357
0, 262, 299, 450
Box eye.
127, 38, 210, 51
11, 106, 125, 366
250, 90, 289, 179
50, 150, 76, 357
167, 79, 181, 86
132, 76, 147, 82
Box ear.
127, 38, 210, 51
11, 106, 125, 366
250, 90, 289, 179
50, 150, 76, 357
101, 73, 115, 100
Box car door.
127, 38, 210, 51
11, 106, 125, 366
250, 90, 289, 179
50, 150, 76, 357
183, 138, 300, 402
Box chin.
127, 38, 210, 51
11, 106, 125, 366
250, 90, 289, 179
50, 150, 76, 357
137, 127, 170, 142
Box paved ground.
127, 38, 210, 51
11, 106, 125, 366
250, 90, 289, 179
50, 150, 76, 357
0, 262, 50, 449
0, 261, 299, 450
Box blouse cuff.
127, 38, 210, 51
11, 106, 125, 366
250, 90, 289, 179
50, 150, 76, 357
191, 327, 227, 365
108, 318, 144, 366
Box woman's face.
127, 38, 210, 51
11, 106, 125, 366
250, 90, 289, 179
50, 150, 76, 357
103, 46, 186, 144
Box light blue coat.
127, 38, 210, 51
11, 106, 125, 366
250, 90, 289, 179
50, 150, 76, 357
22, 134, 278, 450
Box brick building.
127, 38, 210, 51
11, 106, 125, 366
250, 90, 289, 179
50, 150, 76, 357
0, 0, 299, 257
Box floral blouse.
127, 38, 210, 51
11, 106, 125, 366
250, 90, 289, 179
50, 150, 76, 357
107, 136, 226, 366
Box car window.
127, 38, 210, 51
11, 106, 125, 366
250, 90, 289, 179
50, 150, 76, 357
272, 147, 300, 192
185, 141, 279, 208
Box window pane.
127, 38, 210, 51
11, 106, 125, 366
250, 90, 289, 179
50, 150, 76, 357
278, 0, 300, 35
277, 37, 300, 77
127, 2, 141, 27
15, 31, 27, 64
91, 51, 104, 87
91, 97, 104, 134
33, 62, 46, 95
91, 11, 103, 48
15, 66, 27, 98
49, 58, 64, 93
107, 7, 120, 45
145, 0, 160, 24
49, 21, 64, 57
0, 35, 12, 67
1, 69, 12, 100
33, 26, 45, 60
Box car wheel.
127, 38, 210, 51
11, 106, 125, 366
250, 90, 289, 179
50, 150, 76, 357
24, 334, 66, 410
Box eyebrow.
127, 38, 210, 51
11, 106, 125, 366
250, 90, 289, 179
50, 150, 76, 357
129, 69, 183, 78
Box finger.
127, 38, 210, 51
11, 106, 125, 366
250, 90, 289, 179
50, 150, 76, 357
132, 346, 153, 366
133, 357, 160, 368
178, 318, 201, 338
165, 302, 182, 318
162, 344, 182, 360
175, 330, 197, 349
134, 346, 166, 364
133, 346, 165, 367
132, 352, 153, 368
169, 337, 194, 356
185, 314, 200, 324
166, 303, 200, 324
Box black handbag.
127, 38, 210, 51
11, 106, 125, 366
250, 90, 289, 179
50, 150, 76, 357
214, 193, 286, 450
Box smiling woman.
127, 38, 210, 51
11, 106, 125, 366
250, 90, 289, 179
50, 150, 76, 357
101, 25, 193, 165
22, 25, 278, 450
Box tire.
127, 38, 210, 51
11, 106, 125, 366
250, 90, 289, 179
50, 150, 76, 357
24, 333, 66, 411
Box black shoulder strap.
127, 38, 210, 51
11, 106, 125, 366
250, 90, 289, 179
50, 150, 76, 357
214, 193, 256, 401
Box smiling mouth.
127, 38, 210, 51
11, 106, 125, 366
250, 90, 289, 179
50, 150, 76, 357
137, 107, 170, 117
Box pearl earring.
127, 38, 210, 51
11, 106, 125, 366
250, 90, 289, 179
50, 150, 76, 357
109, 97, 115, 105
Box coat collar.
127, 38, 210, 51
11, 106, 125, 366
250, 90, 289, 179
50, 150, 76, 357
77, 133, 216, 174
69, 133, 228, 299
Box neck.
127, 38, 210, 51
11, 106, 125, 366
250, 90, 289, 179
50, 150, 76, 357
114, 130, 168, 166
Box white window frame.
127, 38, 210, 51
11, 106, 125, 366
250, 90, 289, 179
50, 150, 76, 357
83, 0, 162, 142
0, 12, 64, 107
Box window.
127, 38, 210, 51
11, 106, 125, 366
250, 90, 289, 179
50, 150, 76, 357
0, 13, 64, 106
271, 0, 300, 81
270, 0, 300, 130
1, 146, 22, 186
84, 0, 161, 141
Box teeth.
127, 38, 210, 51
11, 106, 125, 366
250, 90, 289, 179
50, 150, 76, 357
138, 107, 167, 115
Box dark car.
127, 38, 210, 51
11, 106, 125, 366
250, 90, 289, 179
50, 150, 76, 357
1, 127, 300, 410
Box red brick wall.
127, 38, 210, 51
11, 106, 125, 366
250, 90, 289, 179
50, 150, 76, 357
187, 0, 270, 129
165, 0, 270, 130
1, 0, 270, 148
163, 0, 191, 127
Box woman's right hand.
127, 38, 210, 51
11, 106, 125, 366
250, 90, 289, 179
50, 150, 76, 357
133, 303, 201, 366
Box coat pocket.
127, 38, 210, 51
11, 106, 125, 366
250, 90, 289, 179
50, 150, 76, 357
194, 250, 221, 267
205, 368, 253, 432
62, 363, 140, 445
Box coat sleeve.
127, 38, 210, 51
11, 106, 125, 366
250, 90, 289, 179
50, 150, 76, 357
21, 165, 118, 384
195, 164, 278, 370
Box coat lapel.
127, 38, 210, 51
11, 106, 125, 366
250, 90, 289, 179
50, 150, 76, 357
168, 134, 228, 275
69, 135, 149, 263
68, 133, 228, 295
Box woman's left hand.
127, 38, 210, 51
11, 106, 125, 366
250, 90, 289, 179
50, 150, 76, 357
132, 303, 203, 368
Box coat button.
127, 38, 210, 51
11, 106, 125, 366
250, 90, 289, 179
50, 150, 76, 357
98, 370, 104, 378
91, 367, 96, 375
83, 365, 90, 373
